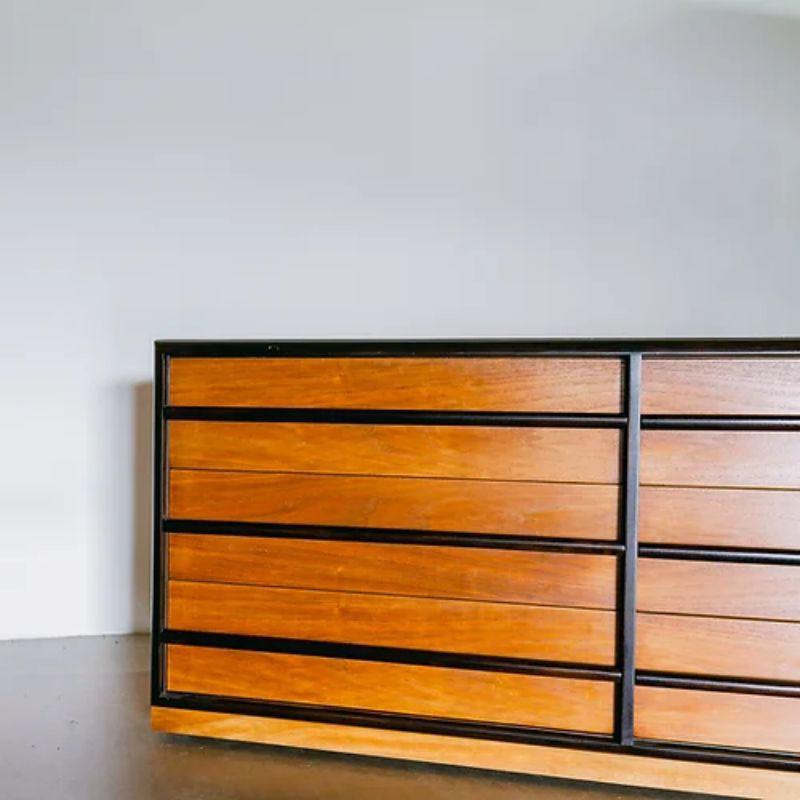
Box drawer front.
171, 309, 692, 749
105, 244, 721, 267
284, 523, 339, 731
168, 471, 619, 539
638, 613, 800, 682
635, 686, 800, 753
638, 559, 800, 621
168, 580, 617, 664
641, 430, 800, 550
166, 644, 615, 734
640, 485, 800, 550
169, 421, 621, 484
168, 357, 624, 412
642, 357, 800, 416
168, 534, 618, 610
167, 422, 621, 538
641, 430, 800, 490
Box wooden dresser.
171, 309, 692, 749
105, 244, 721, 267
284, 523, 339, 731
151, 340, 800, 798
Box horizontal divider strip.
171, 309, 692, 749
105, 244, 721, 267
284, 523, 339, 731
156, 339, 800, 357
630, 739, 800, 772
152, 690, 800, 771
162, 342, 633, 357
163, 630, 620, 680
163, 519, 625, 554
643, 416, 800, 431
638, 545, 800, 565
636, 672, 800, 699
165, 406, 628, 428
156, 690, 615, 749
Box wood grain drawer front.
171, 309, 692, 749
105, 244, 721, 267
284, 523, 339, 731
638, 614, 800, 682
642, 358, 800, 416
635, 686, 800, 753
168, 534, 618, 610
641, 431, 800, 490
640, 486, 800, 550
169, 422, 621, 484
168, 357, 624, 413
166, 645, 615, 734
168, 471, 620, 540
168, 422, 621, 538
167, 580, 617, 665
638, 559, 800, 621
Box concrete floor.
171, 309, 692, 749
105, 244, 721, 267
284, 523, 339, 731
0, 635, 727, 800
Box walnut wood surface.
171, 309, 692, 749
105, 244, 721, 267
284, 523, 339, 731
169, 421, 621, 484
637, 613, 800, 682
635, 685, 800, 753
166, 644, 614, 733
640, 485, 800, 549
168, 357, 624, 412
154, 350, 800, 793
642, 357, 800, 415
170, 469, 620, 538
151, 707, 800, 798
641, 430, 800, 489
168, 534, 618, 610
168, 470, 620, 539
168, 580, 617, 664
638, 559, 800, 621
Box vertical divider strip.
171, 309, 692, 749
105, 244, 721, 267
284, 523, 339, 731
151, 346, 167, 704
617, 352, 642, 744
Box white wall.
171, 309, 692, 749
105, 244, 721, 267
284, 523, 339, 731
1, 0, 799, 639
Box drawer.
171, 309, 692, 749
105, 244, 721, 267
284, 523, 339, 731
168, 357, 624, 412
642, 357, 800, 416
166, 644, 615, 734
168, 534, 618, 610
167, 422, 621, 538
640, 486, 800, 550
169, 421, 621, 484
641, 430, 800, 490
635, 686, 800, 753
168, 580, 617, 665
638, 559, 800, 621
638, 614, 800, 682
168, 471, 620, 539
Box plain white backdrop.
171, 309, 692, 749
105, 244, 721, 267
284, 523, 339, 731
1, 0, 799, 639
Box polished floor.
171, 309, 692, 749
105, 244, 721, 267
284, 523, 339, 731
0, 635, 726, 800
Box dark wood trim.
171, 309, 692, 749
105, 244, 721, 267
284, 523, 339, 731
637, 672, 800, 698
639, 545, 800, 566
162, 519, 624, 554
163, 630, 620, 680
151, 346, 167, 704
155, 338, 800, 357
617, 354, 641, 745
165, 406, 627, 427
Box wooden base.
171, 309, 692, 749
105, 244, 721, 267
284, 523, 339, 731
151, 707, 800, 798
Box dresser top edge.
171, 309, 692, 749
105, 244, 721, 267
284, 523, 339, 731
154, 338, 800, 357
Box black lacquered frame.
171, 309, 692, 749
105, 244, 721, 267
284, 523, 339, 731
152, 338, 800, 773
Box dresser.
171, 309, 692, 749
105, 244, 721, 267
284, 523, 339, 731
151, 340, 800, 798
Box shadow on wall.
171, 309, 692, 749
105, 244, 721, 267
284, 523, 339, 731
89, 380, 153, 636
132, 382, 153, 634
